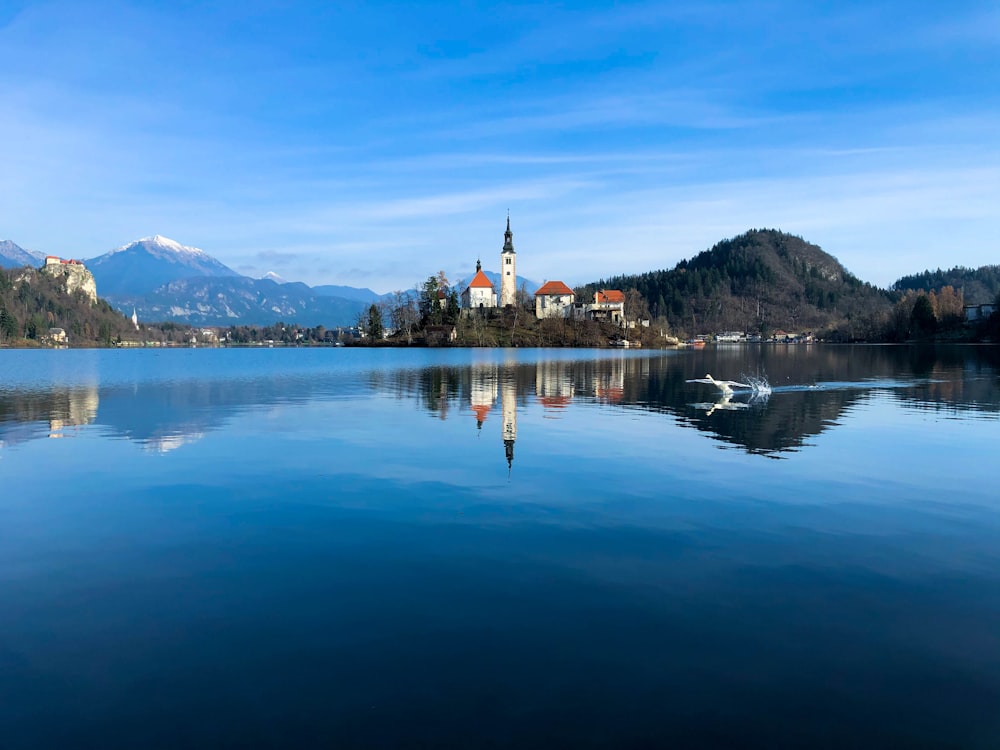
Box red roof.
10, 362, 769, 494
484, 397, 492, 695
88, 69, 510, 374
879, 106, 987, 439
596, 289, 625, 303
538, 395, 572, 408
467, 270, 495, 289
534, 280, 574, 296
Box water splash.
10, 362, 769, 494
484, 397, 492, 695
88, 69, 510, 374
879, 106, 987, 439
742, 373, 772, 397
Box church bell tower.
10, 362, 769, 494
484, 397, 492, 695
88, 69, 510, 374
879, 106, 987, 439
500, 213, 517, 307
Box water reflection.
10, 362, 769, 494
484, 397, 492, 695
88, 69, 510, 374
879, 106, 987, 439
1, 346, 998, 459
3, 346, 1000, 748
0, 384, 99, 445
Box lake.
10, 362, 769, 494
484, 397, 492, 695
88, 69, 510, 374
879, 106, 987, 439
2, 345, 999, 749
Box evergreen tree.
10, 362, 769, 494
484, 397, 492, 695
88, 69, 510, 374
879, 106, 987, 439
364, 303, 384, 340
910, 294, 937, 338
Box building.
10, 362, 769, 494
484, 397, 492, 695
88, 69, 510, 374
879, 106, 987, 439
500, 214, 517, 307
572, 289, 626, 324
965, 303, 996, 323
461, 260, 497, 311
534, 280, 575, 319
45, 256, 84, 267
592, 290, 625, 324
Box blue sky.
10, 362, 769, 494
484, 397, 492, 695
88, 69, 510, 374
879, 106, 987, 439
1, 1, 997, 293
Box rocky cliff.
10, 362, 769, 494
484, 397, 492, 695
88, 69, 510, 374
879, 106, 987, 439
40, 259, 98, 304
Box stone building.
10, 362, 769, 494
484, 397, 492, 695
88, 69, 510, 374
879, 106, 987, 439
533, 280, 575, 319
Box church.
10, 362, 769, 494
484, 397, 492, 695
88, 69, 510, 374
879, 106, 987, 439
460, 215, 517, 312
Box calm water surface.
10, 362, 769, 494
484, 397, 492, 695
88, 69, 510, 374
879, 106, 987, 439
2, 345, 999, 749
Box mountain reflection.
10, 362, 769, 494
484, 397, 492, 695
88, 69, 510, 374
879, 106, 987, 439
1, 346, 997, 457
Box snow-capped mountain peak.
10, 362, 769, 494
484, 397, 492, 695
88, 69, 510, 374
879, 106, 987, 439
262, 271, 286, 284
111, 235, 207, 258
88, 235, 240, 296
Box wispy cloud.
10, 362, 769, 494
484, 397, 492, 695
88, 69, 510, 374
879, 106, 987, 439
1, 0, 997, 293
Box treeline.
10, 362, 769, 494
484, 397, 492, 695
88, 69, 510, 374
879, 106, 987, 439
223, 323, 346, 345
881, 287, 969, 342
892, 265, 1000, 305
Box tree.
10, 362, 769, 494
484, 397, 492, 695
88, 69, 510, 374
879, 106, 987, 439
934, 285, 965, 330
362, 303, 384, 341
445, 288, 460, 324
516, 282, 532, 312
623, 289, 651, 330
420, 275, 443, 326
26, 313, 45, 339
388, 290, 419, 343
910, 293, 937, 338
0, 306, 17, 342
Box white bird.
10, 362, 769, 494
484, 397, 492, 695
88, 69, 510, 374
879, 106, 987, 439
686, 373, 753, 398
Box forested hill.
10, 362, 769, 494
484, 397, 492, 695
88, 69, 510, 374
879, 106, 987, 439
892, 265, 1000, 305
577, 229, 890, 337
0, 266, 139, 346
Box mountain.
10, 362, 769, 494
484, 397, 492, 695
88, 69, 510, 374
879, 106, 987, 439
81, 235, 380, 327
578, 229, 891, 336
0, 240, 44, 269
258, 273, 384, 305
892, 265, 1000, 306
312, 284, 382, 303
108, 276, 371, 328
86, 235, 240, 296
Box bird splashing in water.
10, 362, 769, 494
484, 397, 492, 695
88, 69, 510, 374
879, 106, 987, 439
686, 373, 753, 398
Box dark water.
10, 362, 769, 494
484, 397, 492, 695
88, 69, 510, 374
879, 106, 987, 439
1, 345, 999, 749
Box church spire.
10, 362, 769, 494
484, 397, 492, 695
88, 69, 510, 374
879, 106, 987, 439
499, 212, 517, 306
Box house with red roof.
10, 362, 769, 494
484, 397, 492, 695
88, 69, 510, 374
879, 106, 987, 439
534, 280, 575, 319
577, 289, 625, 324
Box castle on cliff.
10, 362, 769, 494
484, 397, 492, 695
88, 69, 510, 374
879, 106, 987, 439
41, 255, 98, 304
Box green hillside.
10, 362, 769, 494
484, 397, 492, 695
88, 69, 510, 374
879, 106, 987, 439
0, 266, 140, 346
577, 229, 891, 338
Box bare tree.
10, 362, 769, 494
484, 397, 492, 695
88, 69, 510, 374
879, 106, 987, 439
623, 289, 651, 331
388, 290, 419, 344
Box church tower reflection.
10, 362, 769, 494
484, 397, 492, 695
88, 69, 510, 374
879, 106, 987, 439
501, 367, 517, 473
